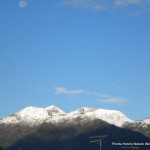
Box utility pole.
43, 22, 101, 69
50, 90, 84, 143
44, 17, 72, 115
121, 146, 140, 150
89, 135, 108, 150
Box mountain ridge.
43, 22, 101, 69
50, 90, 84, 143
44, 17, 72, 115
4, 118, 150, 150
0, 105, 132, 127
0, 105, 150, 149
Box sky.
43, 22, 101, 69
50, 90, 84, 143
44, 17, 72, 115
0, 0, 150, 120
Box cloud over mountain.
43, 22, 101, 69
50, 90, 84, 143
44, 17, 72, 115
54, 87, 84, 95
99, 97, 126, 105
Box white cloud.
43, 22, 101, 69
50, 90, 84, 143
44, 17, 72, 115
99, 97, 126, 104
114, 0, 141, 7
54, 87, 126, 106
112, 0, 150, 15
19, 0, 27, 8
54, 87, 84, 95
60, 0, 150, 14
62, 0, 105, 11
83, 91, 126, 105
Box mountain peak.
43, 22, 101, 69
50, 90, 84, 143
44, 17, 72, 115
143, 117, 150, 124
45, 105, 66, 116
0, 105, 133, 128
72, 107, 95, 114
85, 108, 133, 127
45, 105, 62, 110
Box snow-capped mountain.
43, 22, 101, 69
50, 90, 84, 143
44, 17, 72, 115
0, 105, 65, 126
52, 107, 133, 127
143, 117, 150, 124
0, 106, 132, 127
0, 105, 150, 149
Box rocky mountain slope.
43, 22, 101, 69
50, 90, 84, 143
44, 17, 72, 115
0, 105, 150, 149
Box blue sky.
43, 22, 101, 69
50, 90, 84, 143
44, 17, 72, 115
0, 0, 150, 120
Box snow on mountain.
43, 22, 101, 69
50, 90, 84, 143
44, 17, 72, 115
47, 107, 132, 127
0, 105, 150, 149
143, 117, 150, 124
67, 107, 96, 116
58, 107, 132, 127
0, 105, 66, 126
47, 107, 96, 125
0, 105, 137, 127
45, 105, 66, 116
86, 109, 133, 127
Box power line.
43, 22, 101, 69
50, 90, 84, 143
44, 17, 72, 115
89, 135, 108, 150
